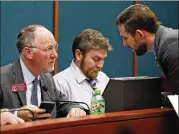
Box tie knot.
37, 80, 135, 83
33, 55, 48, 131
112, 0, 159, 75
33, 78, 38, 84
86, 78, 97, 90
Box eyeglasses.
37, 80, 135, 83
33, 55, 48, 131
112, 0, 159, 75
27, 44, 58, 53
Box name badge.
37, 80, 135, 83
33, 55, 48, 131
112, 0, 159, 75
11, 83, 27, 92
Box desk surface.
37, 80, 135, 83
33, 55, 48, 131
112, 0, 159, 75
1, 108, 178, 134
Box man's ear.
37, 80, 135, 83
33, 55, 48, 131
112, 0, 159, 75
75, 49, 83, 61
135, 30, 145, 39
22, 47, 34, 59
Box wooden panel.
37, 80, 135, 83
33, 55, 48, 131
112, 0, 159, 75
53, 1, 59, 75
1, 108, 178, 134
28, 116, 178, 134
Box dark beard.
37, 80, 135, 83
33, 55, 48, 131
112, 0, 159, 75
135, 43, 148, 56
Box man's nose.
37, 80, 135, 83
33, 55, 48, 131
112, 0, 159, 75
123, 39, 128, 47
51, 49, 58, 58
97, 60, 104, 68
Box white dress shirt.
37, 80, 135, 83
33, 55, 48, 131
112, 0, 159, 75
20, 58, 41, 106
53, 60, 109, 108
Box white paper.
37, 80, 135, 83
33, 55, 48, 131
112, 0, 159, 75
168, 95, 179, 116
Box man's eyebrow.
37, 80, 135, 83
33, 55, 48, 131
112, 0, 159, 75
120, 35, 127, 39
94, 55, 107, 59
120, 34, 124, 38
93, 56, 101, 58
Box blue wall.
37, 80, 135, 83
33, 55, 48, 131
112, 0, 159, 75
0, 1, 53, 66
1, 1, 178, 78
59, 1, 178, 77
59, 1, 133, 77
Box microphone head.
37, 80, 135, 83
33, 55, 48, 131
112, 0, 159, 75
42, 86, 48, 92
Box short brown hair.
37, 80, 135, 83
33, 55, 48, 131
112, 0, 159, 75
72, 29, 112, 59
116, 4, 161, 36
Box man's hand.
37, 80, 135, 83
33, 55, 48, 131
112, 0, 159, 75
1, 112, 25, 125
67, 108, 86, 118
17, 105, 51, 122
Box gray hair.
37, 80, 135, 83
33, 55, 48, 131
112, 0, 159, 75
16, 24, 45, 53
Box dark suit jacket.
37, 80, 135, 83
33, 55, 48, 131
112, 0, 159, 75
154, 25, 179, 95
0, 59, 83, 118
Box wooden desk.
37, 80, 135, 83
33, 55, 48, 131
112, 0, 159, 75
1, 108, 178, 134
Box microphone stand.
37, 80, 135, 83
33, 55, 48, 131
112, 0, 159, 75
42, 86, 90, 114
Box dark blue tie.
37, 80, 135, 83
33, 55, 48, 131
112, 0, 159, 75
86, 79, 97, 90
31, 78, 38, 106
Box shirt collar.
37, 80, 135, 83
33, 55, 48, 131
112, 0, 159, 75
20, 57, 40, 85
70, 60, 99, 84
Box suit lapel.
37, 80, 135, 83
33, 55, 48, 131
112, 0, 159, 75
154, 25, 165, 73
12, 59, 27, 105
40, 74, 57, 118
40, 74, 53, 102
154, 25, 165, 61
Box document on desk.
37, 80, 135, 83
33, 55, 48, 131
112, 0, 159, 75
168, 95, 179, 116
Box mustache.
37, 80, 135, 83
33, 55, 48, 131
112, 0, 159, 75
95, 68, 102, 72
90, 68, 101, 74
127, 46, 132, 49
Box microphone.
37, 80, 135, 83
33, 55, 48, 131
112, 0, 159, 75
1, 108, 35, 121
42, 86, 90, 114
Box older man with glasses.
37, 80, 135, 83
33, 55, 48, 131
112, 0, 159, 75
0, 24, 86, 123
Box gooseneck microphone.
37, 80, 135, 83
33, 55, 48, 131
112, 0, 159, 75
42, 86, 90, 114
1, 108, 35, 121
